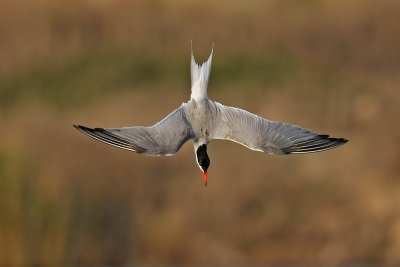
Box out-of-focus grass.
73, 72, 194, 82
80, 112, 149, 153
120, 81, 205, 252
0, 49, 303, 112
1, 0, 400, 266
0, 50, 180, 111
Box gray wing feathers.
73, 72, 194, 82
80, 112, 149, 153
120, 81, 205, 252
213, 103, 347, 155
74, 106, 194, 156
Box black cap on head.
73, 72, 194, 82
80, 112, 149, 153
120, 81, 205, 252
196, 144, 210, 172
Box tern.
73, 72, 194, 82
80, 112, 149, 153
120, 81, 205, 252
74, 47, 347, 186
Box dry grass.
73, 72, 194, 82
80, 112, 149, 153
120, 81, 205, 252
0, 0, 400, 266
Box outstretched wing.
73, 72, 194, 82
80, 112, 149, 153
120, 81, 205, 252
212, 103, 347, 155
74, 105, 194, 156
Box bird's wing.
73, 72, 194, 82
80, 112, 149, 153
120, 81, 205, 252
212, 103, 347, 155
74, 105, 194, 156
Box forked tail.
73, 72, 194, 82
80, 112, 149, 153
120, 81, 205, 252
190, 43, 213, 100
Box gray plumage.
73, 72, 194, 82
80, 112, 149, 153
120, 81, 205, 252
74, 47, 347, 167
212, 102, 346, 154
74, 105, 193, 156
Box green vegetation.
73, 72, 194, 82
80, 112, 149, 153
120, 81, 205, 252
0, 49, 305, 112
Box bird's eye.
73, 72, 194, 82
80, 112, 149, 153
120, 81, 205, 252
200, 156, 210, 171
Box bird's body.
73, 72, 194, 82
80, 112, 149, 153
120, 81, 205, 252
74, 46, 347, 186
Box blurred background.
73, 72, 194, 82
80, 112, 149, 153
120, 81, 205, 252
0, 0, 400, 266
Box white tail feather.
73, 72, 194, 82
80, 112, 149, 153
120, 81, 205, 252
191, 46, 213, 100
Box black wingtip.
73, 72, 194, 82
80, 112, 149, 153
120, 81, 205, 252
72, 124, 146, 153
94, 127, 106, 132
73, 124, 95, 134
331, 137, 349, 146
73, 124, 102, 132
282, 134, 349, 154
318, 135, 349, 145
73, 124, 86, 131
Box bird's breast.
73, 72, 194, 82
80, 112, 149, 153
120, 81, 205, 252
185, 99, 216, 141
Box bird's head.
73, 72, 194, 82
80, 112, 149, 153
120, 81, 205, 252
196, 144, 210, 186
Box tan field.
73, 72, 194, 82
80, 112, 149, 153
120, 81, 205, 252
0, 0, 400, 266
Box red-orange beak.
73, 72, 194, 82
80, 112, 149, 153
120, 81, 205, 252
202, 171, 208, 187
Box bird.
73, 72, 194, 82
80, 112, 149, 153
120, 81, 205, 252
74, 46, 348, 187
